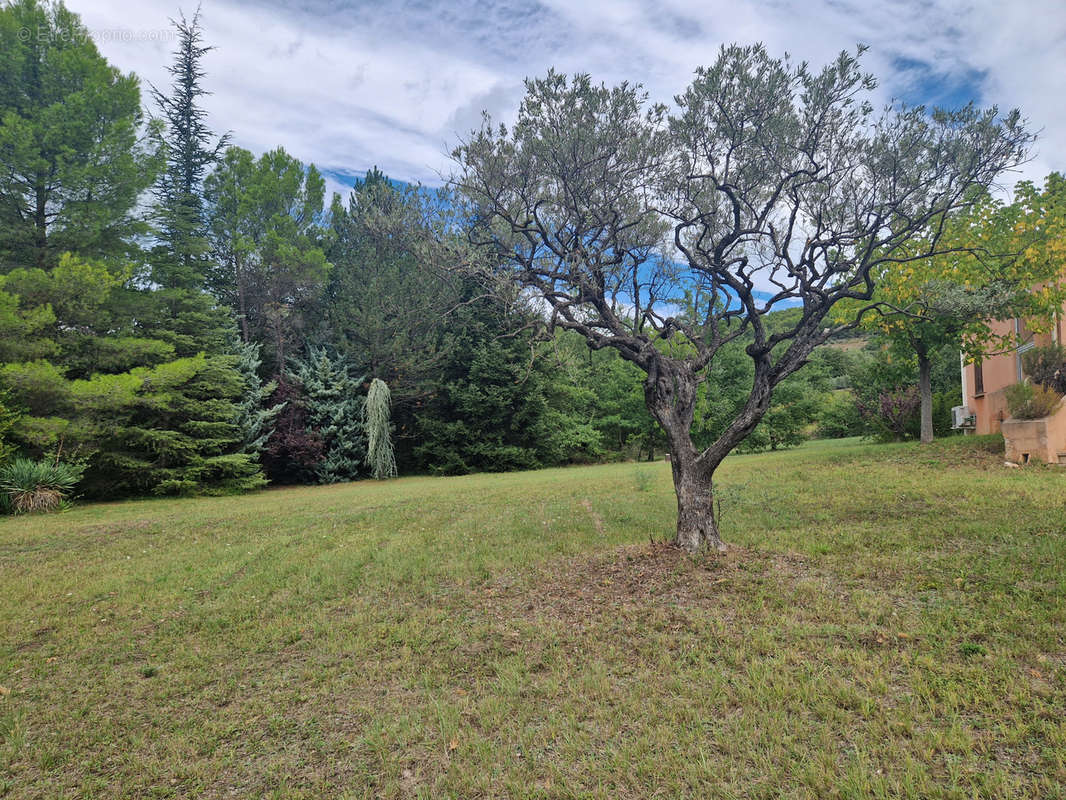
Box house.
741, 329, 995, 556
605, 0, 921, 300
956, 309, 1066, 464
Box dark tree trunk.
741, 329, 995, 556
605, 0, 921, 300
644, 357, 726, 553
273, 310, 285, 374
671, 451, 725, 553
640, 350, 783, 554
917, 347, 934, 445
35, 181, 48, 268
235, 256, 250, 343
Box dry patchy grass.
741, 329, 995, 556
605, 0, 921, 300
2, 436, 1065, 798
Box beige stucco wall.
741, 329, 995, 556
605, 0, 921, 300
1002, 399, 1066, 465
969, 386, 1011, 435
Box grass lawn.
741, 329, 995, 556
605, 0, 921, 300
2, 436, 1064, 798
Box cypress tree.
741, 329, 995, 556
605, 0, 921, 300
149, 7, 229, 290
147, 7, 233, 356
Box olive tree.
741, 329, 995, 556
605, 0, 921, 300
452, 44, 1031, 553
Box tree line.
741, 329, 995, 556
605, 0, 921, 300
0, 2, 671, 508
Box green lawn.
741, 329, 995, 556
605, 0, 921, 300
2, 437, 1064, 799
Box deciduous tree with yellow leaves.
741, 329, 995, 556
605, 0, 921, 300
850, 174, 1066, 443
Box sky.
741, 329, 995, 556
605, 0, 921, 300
69, 0, 1066, 201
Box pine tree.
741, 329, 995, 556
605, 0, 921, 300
0, 0, 157, 271
0, 255, 264, 496
147, 7, 234, 357
323, 168, 460, 403
205, 146, 329, 372
83, 354, 266, 497
0, 3, 261, 499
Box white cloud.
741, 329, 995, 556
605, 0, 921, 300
70, 0, 1064, 189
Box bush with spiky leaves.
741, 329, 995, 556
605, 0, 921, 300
0, 458, 84, 514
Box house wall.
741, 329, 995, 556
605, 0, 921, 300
963, 319, 1017, 434
967, 380, 1010, 434
961, 309, 1066, 435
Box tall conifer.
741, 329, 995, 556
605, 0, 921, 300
147, 7, 234, 356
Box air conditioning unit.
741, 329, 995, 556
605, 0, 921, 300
951, 405, 976, 429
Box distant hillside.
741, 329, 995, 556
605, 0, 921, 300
762, 307, 870, 347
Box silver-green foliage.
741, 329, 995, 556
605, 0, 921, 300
364, 378, 396, 480
290, 348, 365, 483
234, 341, 283, 454
452, 43, 1032, 553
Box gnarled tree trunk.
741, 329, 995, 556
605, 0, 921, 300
645, 357, 727, 553
643, 351, 781, 554
670, 450, 725, 552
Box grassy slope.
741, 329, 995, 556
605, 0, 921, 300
1, 438, 1064, 799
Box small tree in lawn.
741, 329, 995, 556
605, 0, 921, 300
452, 44, 1031, 553
849, 178, 1066, 444
364, 378, 396, 479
